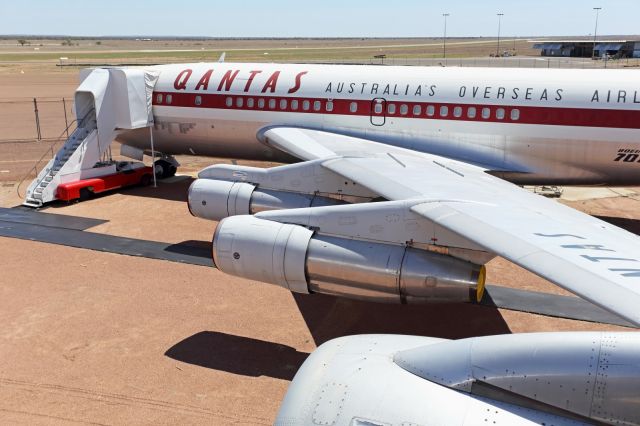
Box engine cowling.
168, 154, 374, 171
188, 179, 344, 221
212, 216, 486, 303
394, 332, 640, 425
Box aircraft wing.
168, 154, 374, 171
261, 127, 640, 326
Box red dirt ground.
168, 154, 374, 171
0, 67, 638, 425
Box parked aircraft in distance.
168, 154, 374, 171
25, 62, 640, 326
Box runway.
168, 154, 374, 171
0, 206, 632, 328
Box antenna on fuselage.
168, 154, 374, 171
218, 52, 226, 63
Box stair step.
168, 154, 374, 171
23, 199, 43, 208
45, 176, 53, 182
34, 187, 43, 194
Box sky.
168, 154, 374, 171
0, 0, 638, 38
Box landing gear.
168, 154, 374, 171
154, 159, 177, 179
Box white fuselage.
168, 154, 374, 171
117, 62, 640, 185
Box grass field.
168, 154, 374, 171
0, 37, 539, 64
4, 36, 639, 70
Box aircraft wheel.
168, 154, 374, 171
79, 187, 93, 201
154, 160, 177, 179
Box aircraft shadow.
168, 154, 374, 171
114, 177, 194, 202
164, 240, 211, 260
596, 215, 640, 236
165, 331, 308, 381
293, 293, 511, 346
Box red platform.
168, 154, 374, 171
56, 167, 153, 201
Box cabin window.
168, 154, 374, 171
291, 100, 299, 110
280, 99, 287, 110
269, 99, 276, 109
426, 105, 435, 117
225, 97, 233, 107
481, 107, 491, 119
303, 100, 311, 111
313, 100, 321, 111
236, 97, 244, 108
413, 105, 422, 115
440, 106, 448, 117
510, 108, 520, 121
166, 95, 172, 105
453, 106, 462, 118
247, 98, 255, 108
156, 94, 163, 104
496, 108, 505, 120
400, 104, 409, 115
258, 98, 265, 109
351, 102, 359, 113
194, 96, 202, 106
326, 101, 334, 112
387, 103, 396, 114
467, 107, 477, 119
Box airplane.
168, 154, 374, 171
26, 61, 640, 326
274, 331, 640, 425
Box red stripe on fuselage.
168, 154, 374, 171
152, 91, 640, 129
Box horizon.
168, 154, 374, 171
1, 35, 638, 40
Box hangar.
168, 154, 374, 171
532, 40, 640, 58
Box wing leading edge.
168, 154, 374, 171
261, 127, 640, 326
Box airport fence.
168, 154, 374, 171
0, 97, 76, 186
0, 97, 73, 143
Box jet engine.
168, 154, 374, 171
276, 333, 640, 425
188, 179, 345, 221
212, 216, 485, 303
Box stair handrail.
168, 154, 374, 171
16, 109, 96, 199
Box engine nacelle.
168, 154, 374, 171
188, 179, 344, 221
394, 332, 640, 425
212, 216, 485, 303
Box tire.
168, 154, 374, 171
79, 187, 93, 201
154, 160, 177, 179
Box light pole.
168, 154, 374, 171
496, 13, 504, 57
442, 13, 450, 65
592, 7, 602, 59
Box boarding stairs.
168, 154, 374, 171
20, 68, 159, 207
23, 112, 97, 207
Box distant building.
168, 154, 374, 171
531, 40, 640, 58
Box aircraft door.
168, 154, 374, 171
370, 98, 386, 126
